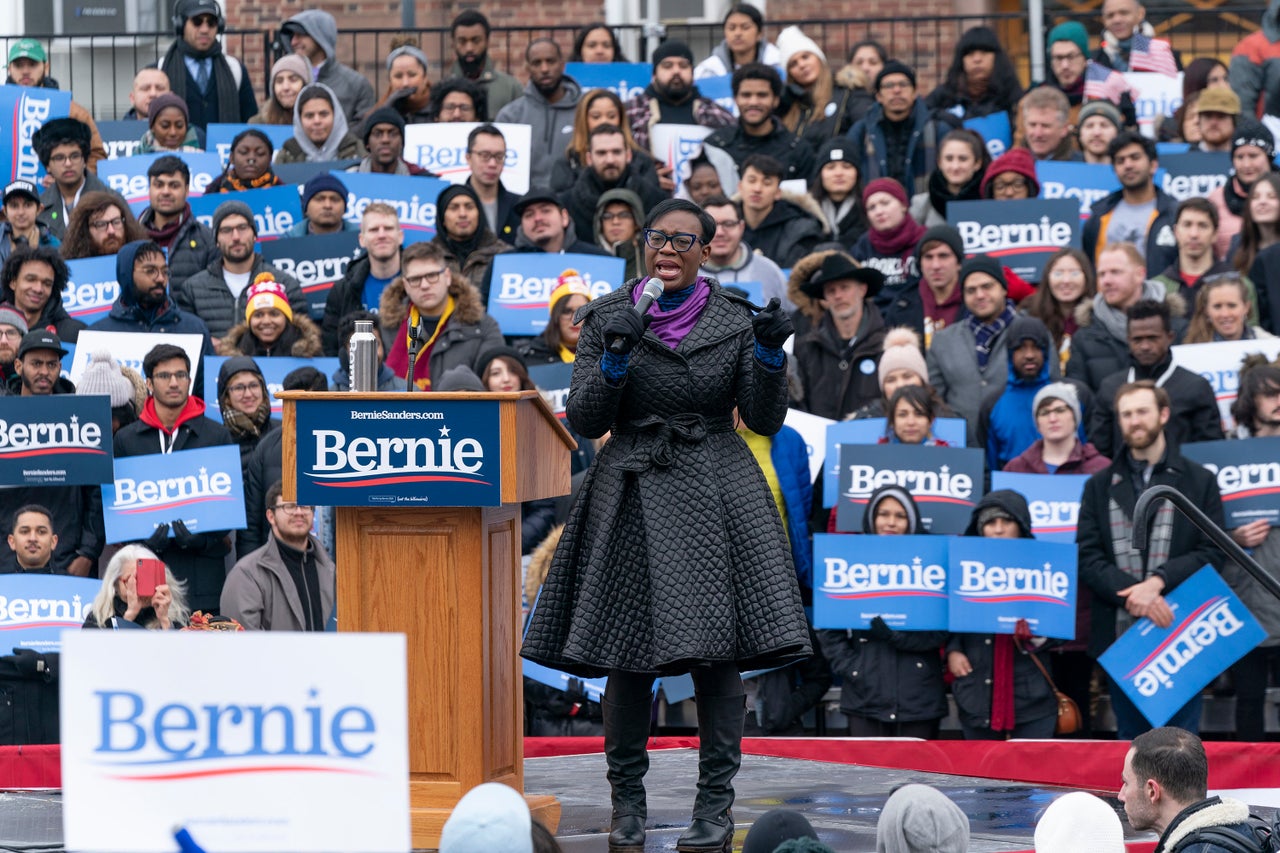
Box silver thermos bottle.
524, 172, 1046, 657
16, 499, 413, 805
349, 320, 378, 392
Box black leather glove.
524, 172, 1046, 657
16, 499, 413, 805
603, 310, 651, 355
171, 519, 208, 550
868, 615, 895, 642
144, 522, 170, 553
752, 297, 794, 348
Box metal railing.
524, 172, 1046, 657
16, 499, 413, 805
6, 8, 1266, 121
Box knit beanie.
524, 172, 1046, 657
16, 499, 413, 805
301, 172, 349, 212
361, 106, 406, 144
1034, 792, 1125, 853
981, 147, 1040, 198
816, 138, 855, 167
1233, 120, 1277, 162
915, 225, 964, 263
147, 93, 190, 127
652, 39, 694, 68
75, 350, 135, 408
244, 275, 292, 323
876, 784, 970, 853
1032, 381, 1083, 428
959, 255, 1007, 290
439, 783, 533, 853
1077, 100, 1123, 132
743, 808, 820, 853
863, 177, 909, 208
875, 60, 916, 91
877, 327, 928, 390
270, 53, 312, 94
434, 365, 487, 392
212, 200, 257, 236
1047, 21, 1089, 58
776, 26, 826, 69
0, 303, 28, 336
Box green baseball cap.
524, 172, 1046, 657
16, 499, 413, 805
8, 39, 47, 64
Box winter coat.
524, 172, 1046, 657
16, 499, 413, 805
1246, 242, 1280, 334
138, 206, 218, 292
550, 147, 664, 195
495, 76, 584, 191
1082, 187, 1179, 274
705, 117, 817, 183
558, 161, 669, 251
780, 67, 870, 148
849, 232, 925, 337
378, 274, 505, 388
699, 242, 792, 313
214, 355, 278, 476
113, 397, 234, 612
444, 57, 524, 120
430, 229, 512, 307
90, 287, 213, 355
36, 172, 117, 240
1003, 438, 1110, 474
846, 99, 962, 196
1077, 444, 1224, 657
0, 221, 60, 266
165, 51, 257, 129
276, 133, 366, 165
218, 313, 324, 359
790, 302, 888, 421
0, 485, 103, 572
0, 278, 85, 343
281, 11, 376, 121
1064, 282, 1182, 391
174, 256, 309, 339
623, 88, 736, 152
1230, 0, 1280, 119
1090, 359, 1224, 457
1223, 526, 1280, 646
520, 279, 812, 675
330, 362, 406, 392
239, 427, 282, 560
947, 631, 1058, 731
694, 39, 783, 79
1156, 797, 1257, 853
320, 253, 382, 355
221, 534, 336, 631
467, 177, 523, 242
743, 194, 828, 270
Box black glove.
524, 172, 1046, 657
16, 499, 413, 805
603, 310, 651, 355
144, 522, 170, 553
171, 519, 208, 550
868, 615, 895, 642
752, 298, 794, 348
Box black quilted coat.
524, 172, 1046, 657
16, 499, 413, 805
521, 279, 812, 677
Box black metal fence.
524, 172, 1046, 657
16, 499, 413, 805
9, 7, 1266, 121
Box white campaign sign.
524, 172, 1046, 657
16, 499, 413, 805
69, 331, 204, 387
1123, 71, 1184, 140
61, 632, 410, 853
403, 122, 532, 195
783, 407, 835, 483
1171, 338, 1280, 433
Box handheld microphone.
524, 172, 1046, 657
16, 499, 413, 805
608, 279, 663, 354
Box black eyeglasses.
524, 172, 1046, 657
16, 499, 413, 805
642, 229, 700, 252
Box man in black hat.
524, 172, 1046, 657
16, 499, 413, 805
158, 0, 256, 128
0, 181, 59, 264
32, 118, 118, 241
847, 60, 962, 196
287, 173, 359, 238
10, 330, 73, 397
704, 63, 816, 183
789, 250, 889, 420
512, 193, 609, 257
624, 39, 735, 151
916, 225, 965, 346
349, 107, 438, 177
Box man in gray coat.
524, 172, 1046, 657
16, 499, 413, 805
279, 10, 375, 122
495, 38, 582, 191
222, 480, 335, 631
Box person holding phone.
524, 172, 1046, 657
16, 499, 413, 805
83, 544, 189, 630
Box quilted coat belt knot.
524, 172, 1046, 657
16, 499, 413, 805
613, 413, 735, 470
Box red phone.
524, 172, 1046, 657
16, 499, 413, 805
135, 558, 165, 598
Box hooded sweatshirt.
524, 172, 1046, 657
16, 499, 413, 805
280, 10, 375, 121
1231, 0, 1280, 118
593, 188, 646, 282
495, 75, 584, 191
89, 240, 213, 354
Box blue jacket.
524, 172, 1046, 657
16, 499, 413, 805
89, 241, 213, 354
845, 99, 961, 196
770, 424, 814, 589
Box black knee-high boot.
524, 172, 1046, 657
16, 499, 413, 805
676, 691, 744, 852
603, 695, 652, 851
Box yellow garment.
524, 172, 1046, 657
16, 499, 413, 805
558, 344, 576, 363
738, 428, 789, 541
407, 296, 455, 389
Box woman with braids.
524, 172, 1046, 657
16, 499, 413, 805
205, 129, 284, 192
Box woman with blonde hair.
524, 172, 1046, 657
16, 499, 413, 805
551, 89, 667, 193
84, 544, 189, 630
775, 26, 866, 144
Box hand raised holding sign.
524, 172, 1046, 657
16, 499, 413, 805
1119, 576, 1173, 628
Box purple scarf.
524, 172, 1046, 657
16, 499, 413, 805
633, 276, 711, 348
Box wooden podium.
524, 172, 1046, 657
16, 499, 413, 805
277, 390, 576, 848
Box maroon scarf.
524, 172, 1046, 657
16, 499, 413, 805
868, 215, 927, 259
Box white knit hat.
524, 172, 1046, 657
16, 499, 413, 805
75, 350, 136, 408
776, 26, 826, 70
1032, 381, 1083, 429
1034, 792, 1124, 853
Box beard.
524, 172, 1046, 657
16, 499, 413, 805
655, 79, 691, 103
457, 52, 486, 77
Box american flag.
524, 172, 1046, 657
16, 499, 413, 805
1083, 62, 1135, 104
1129, 32, 1178, 76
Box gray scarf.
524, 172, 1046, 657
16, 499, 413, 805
1091, 278, 1167, 343
292, 83, 350, 162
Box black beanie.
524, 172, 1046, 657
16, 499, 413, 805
959, 255, 1007, 290
916, 225, 964, 263
652, 39, 694, 68
875, 60, 916, 91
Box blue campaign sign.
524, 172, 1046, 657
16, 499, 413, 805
338, 171, 449, 245
294, 398, 503, 507
947, 537, 1077, 639
1036, 161, 1121, 220
274, 159, 362, 186
259, 231, 361, 319
833, 444, 984, 535
188, 184, 301, 241
821, 418, 967, 506
990, 472, 1090, 544
205, 123, 296, 167
1181, 437, 1280, 528
1156, 142, 1191, 157
521, 659, 607, 702
0, 575, 101, 652
1100, 565, 1266, 728
63, 255, 120, 325
812, 534, 949, 631
102, 445, 247, 543
97, 119, 147, 160
60, 344, 75, 381
0, 85, 71, 183
527, 362, 573, 422
565, 63, 651, 103
488, 253, 626, 335
696, 75, 736, 115
1159, 151, 1231, 202
963, 111, 1012, 158
0, 395, 113, 487
949, 198, 1081, 283
202, 355, 341, 424
97, 151, 223, 214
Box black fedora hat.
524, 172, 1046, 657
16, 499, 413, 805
799, 252, 885, 300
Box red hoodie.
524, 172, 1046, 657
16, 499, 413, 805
140, 395, 208, 450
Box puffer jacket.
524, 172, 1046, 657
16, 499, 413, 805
1231, 0, 1280, 119
379, 273, 505, 389
174, 255, 309, 339
217, 313, 324, 359
138, 205, 218, 291
1065, 283, 1185, 391
495, 76, 584, 191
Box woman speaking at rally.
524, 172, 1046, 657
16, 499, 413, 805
521, 198, 811, 853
